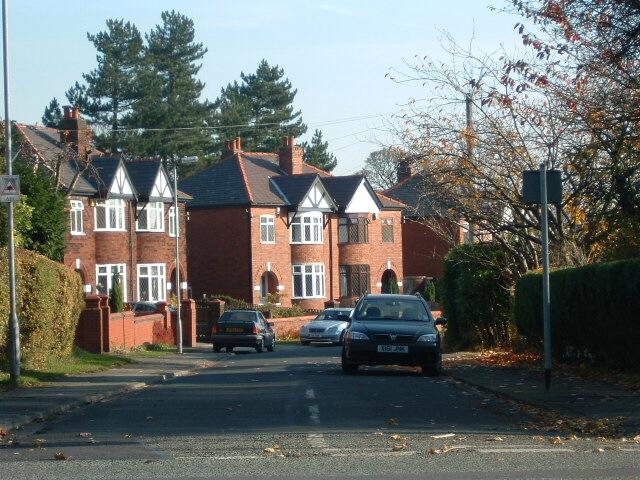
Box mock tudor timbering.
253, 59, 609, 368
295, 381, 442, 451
180, 136, 406, 310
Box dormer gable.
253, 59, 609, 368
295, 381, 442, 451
108, 162, 135, 197
344, 178, 381, 215
297, 177, 336, 212
150, 167, 173, 201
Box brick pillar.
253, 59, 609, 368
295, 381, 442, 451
181, 299, 196, 347
99, 295, 111, 352
76, 295, 104, 353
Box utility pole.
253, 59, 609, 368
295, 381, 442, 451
173, 159, 183, 355
2, 0, 20, 386
539, 161, 552, 390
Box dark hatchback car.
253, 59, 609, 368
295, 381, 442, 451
211, 310, 276, 353
341, 294, 446, 376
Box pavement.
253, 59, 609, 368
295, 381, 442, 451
0, 344, 638, 479
446, 354, 640, 435
0, 346, 215, 434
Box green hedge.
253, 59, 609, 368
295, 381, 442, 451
0, 247, 84, 369
442, 243, 516, 349
210, 294, 309, 318
514, 259, 640, 368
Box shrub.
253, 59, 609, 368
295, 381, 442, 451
0, 247, 84, 369
209, 294, 310, 318
109, 274, 124, 313
441, 243, 516, 349
514, 259, 640, 369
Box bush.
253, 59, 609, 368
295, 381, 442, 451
0, 247, 84, 369
209, 294, 309, 318
514, 259, 640, 369
441, 243, 516, 349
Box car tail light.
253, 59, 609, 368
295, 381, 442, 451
252, 324, 259, 335
211, 323, 218, 334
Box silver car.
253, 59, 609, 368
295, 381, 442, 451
300, 308, 353, 345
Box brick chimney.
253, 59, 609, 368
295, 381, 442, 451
396, 159, 414, 184
278, 136, 303, 175
59, 106, 92, 160
224, 137, 242, 156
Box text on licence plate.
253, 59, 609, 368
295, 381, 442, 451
225, 327, 243, 333
377, 345, 408, 353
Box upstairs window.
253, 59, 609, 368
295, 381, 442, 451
169, 206, 177, 237
95, 199, 125, 231
260, 215, 276, 243
338, 217, 368, 244
70, 200, 84, 235
290, 212, 323, 244
381, 218, 394, 243
339, 264, 370, 297
136, 202, 165, 232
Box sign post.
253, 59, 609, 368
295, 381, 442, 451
522, 165, 561, 391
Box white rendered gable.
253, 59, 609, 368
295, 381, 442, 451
300, 183, 332, 210
151, 169, 173, 199
345, 179, 380, 214
109, 164, 133, 195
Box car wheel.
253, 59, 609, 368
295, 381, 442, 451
341, 349, 359, 375
421, 352, 442, 377
225, 346, 233, 353
300, 340, 310, 346
267, 337, 275, 352
336, 331, 345, 345
256, 339, 264, 353
212, 344, 221, 353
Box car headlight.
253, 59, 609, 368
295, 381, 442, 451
417, 334, 438, 344
344, 331, 369, 341
300, 325, 309, 333
326, 325, 338, 333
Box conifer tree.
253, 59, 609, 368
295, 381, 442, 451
42, 98, 62, 128
300, 129, 337, 172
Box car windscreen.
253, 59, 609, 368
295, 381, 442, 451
314, 310, 351, 321
354, 298, 431, 322
219, 311, 256, 322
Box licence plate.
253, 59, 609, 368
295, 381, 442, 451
225, 327, 243, 333
377, 345, 409, 353
308, 333, 323, 338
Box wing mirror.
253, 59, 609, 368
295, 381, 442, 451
434, 317, 447, 327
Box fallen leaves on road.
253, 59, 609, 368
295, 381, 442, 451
390, 434, 407, 441
123, 434, 132, 438
78, 432, 92, 438
392, 444, 407, 452
565, 434, 579, 441
431, 433, 455, 439
146, 416, 153, 421
386, 418, 399, 425
633, 435, 640, 444
486, 436, 505, 442
428, 445, 455, 455
32, 439, 46, 448
0, 429, 7, 437
373, 431, 383, 436
264, 444, 282, 454
549, 436, 564, 445
593, 448, 605, 453
54, 452, 68, 461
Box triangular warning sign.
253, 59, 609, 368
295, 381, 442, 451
5, 181, 15, 192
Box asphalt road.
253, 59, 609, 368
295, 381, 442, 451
1, 344, 639, 479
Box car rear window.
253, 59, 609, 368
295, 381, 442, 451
315, 310, 351, 321
219, 311, 256, 322
354, 298, 431, 322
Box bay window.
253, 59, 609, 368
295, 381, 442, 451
96, 264, 127, 301
95, 199, 125, 231
291, 212, 323, 244
339, 264, 370, 298
136, 202, 165, 232
292, 263, 325, 298
137, 264, 166, 302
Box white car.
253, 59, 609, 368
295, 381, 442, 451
300, 308, 353, 345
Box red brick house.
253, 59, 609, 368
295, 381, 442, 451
15, 107, 190, 303
180, 137, 405, 310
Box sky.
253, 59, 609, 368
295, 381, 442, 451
2, 0, 523, 174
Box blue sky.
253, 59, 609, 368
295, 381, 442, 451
3, 0, 522, 174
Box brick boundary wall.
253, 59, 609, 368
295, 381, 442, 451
270, 315, 316, 338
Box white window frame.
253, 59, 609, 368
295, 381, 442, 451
137, 263, 166, 302
95, 264, 127, 301
136, 202, 165, 232
169, 206, 177, 237
260, 215, 276, 244
290, 212, 324, 244
292, 263, 325, 299
70, 200, 84, 235
94, 199, 126, 231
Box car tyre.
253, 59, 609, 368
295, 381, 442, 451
256, 339, 265, 353
267, 337, 275, 352
300, 340, 310, 346
421, 352, 442, 377
212, 344, 221, 353
341, 349, 359, 375
225, 346, 233, 353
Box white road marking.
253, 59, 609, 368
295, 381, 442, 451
308, 405, 320, 425
307, 433, 328, 449
305, 388, 316, 400
479, 447, 575, 453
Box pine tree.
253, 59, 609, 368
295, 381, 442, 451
42, 98, 62, 128
212, 59, 307, 154
300, 129, 337, 172
82, 19, 144, 152
65, 81, 90, 112
127, 11, 213, 163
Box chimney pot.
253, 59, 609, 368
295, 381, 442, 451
63, 106, 73, 119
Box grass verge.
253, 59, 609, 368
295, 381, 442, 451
0, 348, 130, 390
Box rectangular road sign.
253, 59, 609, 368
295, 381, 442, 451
0, 175, 21, 203
522, 170, 562, 204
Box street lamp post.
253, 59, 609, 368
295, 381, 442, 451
2, 0, 20, 386
170, 155, 197, 354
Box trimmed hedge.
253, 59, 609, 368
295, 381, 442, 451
0, 247, 84, 369
514, 259, 640, 368
442, 243, 516, 349
210, 294, 309, 318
